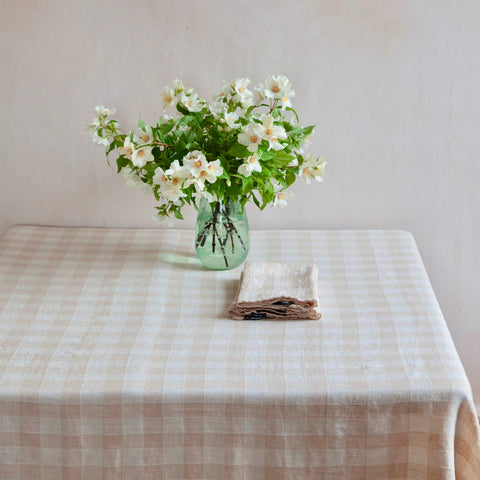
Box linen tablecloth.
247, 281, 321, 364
0, 225, 479, 480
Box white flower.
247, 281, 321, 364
118, 136, 134, 159
165, 160, 189, 182
270, 178, 282, 190
173, 79, 184, 90
253, 84, 267, 104
263, 75, 295, 109
131, 146, 154, 168
183, 151, 208, 177
92, 132, 110, 147
206, 159, 223, 181
172, 78, 192, 95
273, 189, 294, 208
232, 78, 254, 106
238, 153, 262, 177
300, 155, 327, 184
152, 166, 168, 186
85, 117, 100, 135
160, 87, 175, 109
184, 175, 206, 192
260, 114, 287, 151
139, 183, 153, 195
179, 92, 203, 112
213, 82, 231, 102
193, 190, 217, 203
122, 167, 136, 185
122, 167, 151, 195
224, 111, 240, 128
238, 164, 251, 177
279, 93, 294, 110
136, 125, 154, 145
95, 105, 116, 116
159, 180, 186, 203
238, 123, 264, 152
154, 213, 175, 227
209, 101, 227, 116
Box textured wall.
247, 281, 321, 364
1, 0, 479, 409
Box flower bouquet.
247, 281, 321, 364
87, 75, 326, 269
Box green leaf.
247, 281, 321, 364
261, 166, 272, 178
173, 208, 184, 220
158, 121, 174, 135
287, 127, 304, 136
176, 103, 190, 115
138, 117, 146, 132
259, 150, 274, 161
303, 125, 315, 136
251, 192, 261, 209
116, 156, 130, 173
245, 105, 257, 117
271, 151, 293, 167
174, 136, 187, 153
241, 175, 254, 195
285, 170, 296, 188
177, 115, 195, 127
227, 143, 250, 158
106, 140, 116, 155
142, 162, 157, 177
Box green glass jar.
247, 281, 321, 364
195, 198, 249, 270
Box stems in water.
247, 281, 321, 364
195, 201, 247, 268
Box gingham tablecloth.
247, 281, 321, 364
0, 226, 479, 480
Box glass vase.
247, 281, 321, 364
195, 197, 249, 270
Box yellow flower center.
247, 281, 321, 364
194, 160, 202, 168
199, 171, 207, 178
248, 156, 256, 164
282, 96, 288, 103
278, 193, 285, 200
303, 167, 311, 175
161, 175, 167, 182
137, 150, 145, 158
163, 94, 172, 103
208, 165, 215, 171
265, 127, 273, 136
141, 134, 150, 142
238, 86, 245, 93
187, 99, 193, 107
272, 85, 280, 93
172, 177, 180, 185
249, 135, 259, 144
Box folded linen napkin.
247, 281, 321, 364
228, 261, 321, 320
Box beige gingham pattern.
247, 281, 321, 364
0, 226, 479, 480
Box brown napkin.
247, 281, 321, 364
228, 261, 321, 320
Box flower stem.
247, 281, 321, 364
195, 201, 247, 268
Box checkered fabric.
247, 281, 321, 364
0, 226, 479, 480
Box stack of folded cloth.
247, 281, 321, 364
228, 261, 321, 321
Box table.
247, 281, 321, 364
0, 226, 479, 479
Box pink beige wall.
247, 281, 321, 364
1, 0, 479, 409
